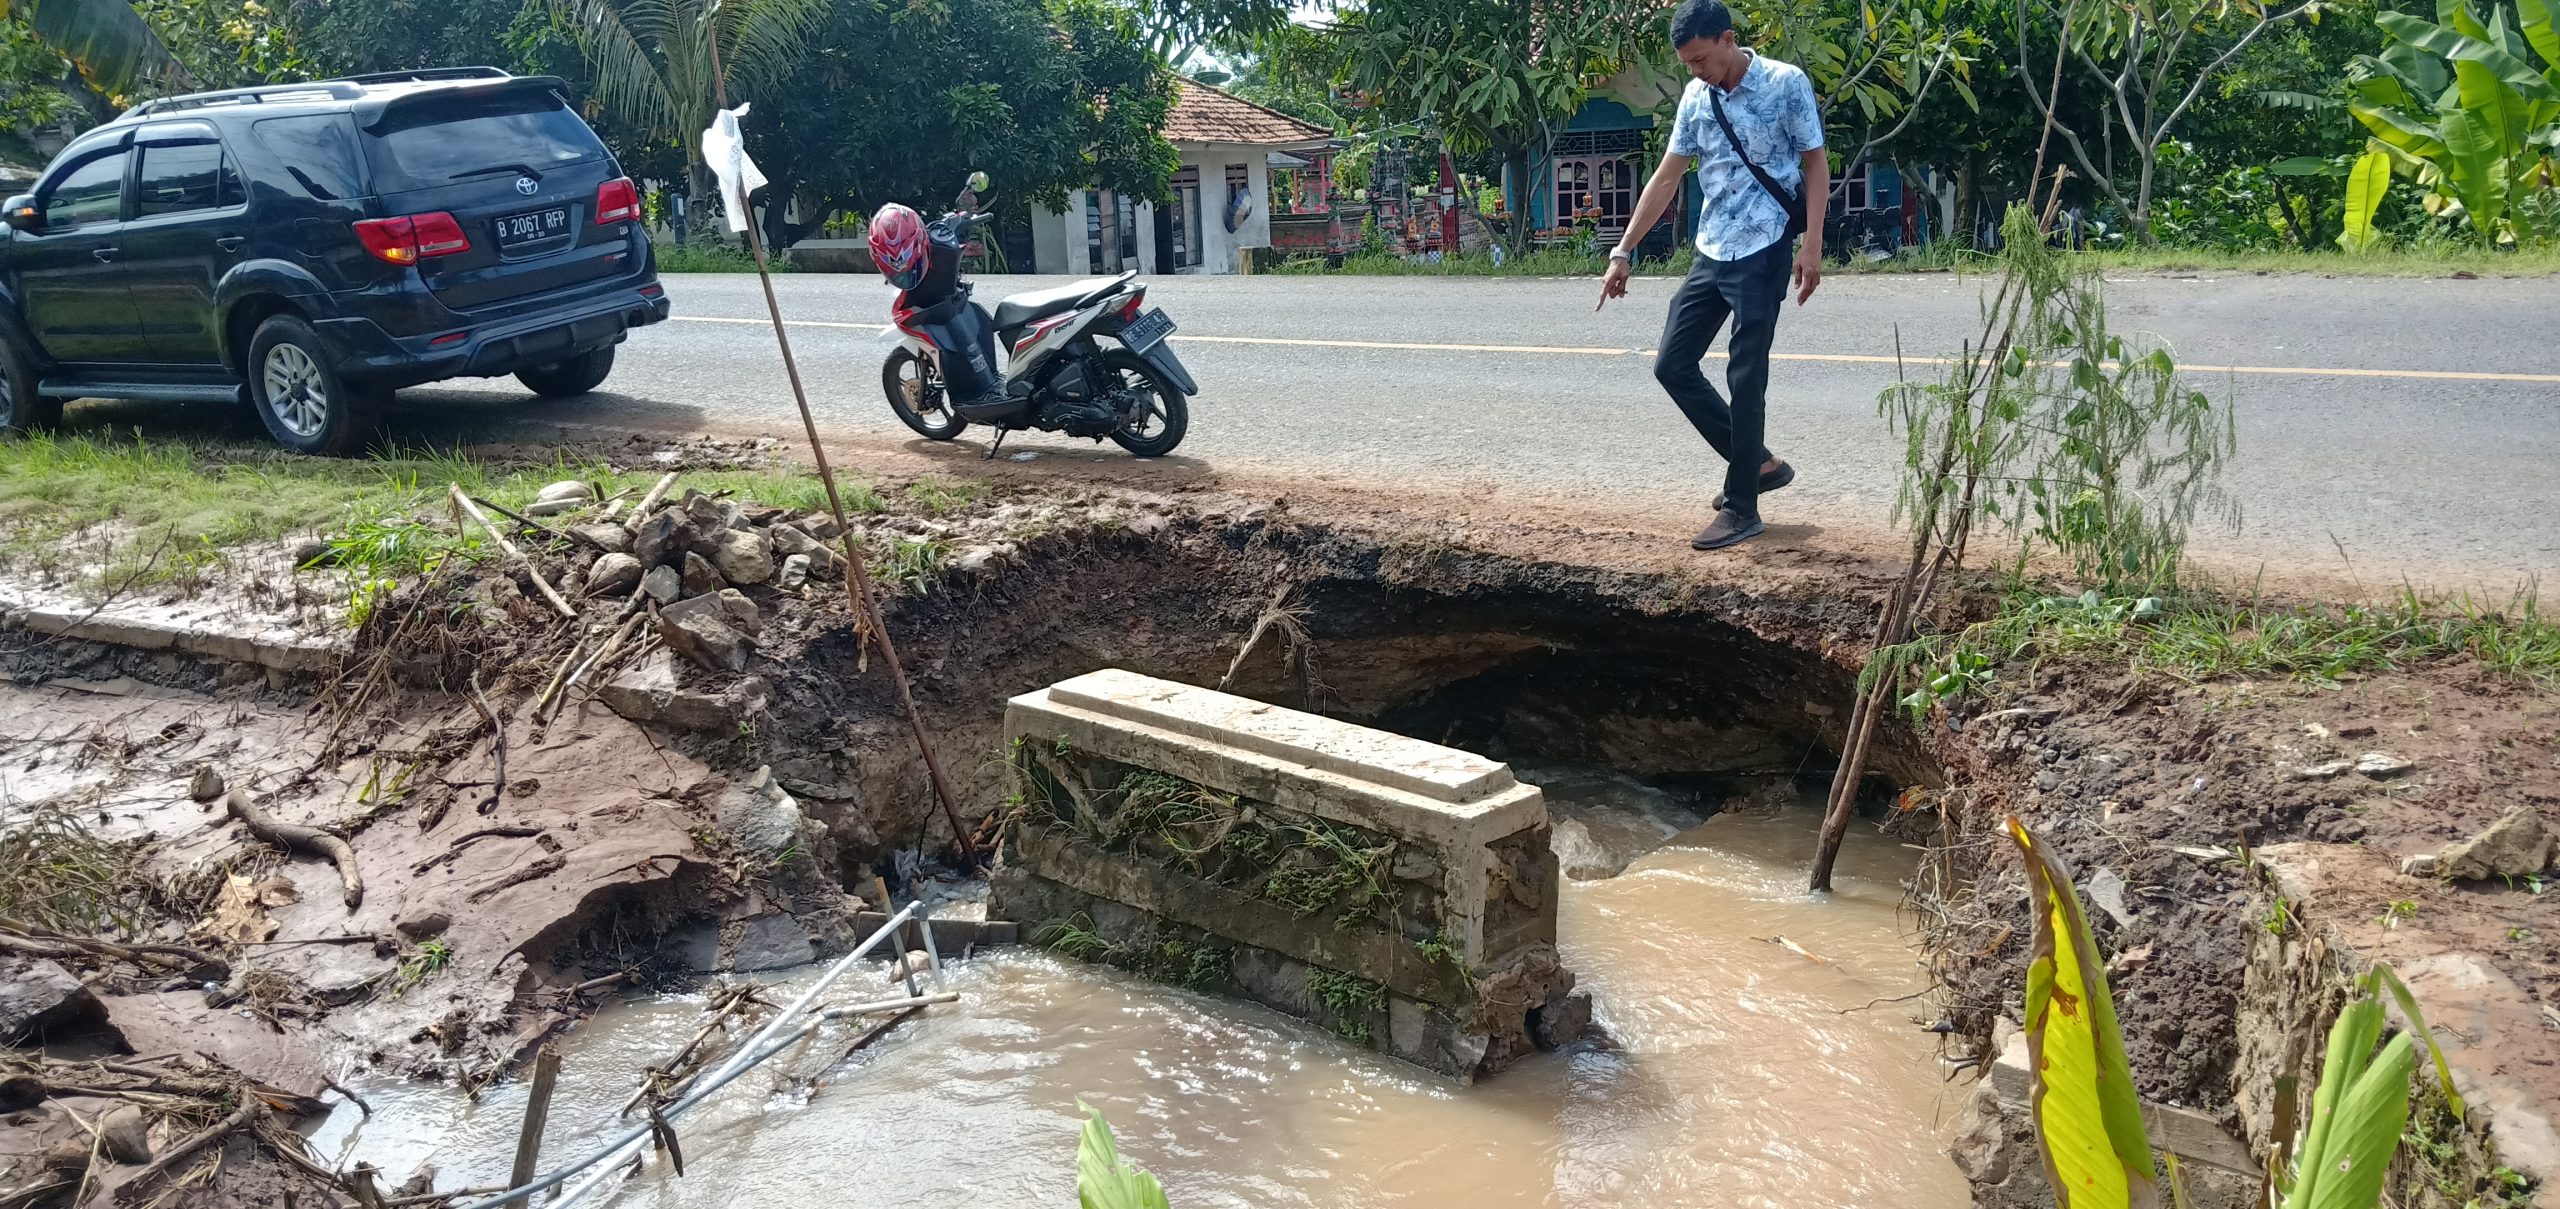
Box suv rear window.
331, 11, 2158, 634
252, 114, 368, 200
365, 92, 606, 194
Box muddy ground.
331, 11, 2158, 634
1, 437, 2551, 1207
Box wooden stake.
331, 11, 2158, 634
504, 1048, 561, 1209
704, 23, 978, 867
451, 486, 577, 619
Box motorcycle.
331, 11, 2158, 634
876, 173, 1197, 459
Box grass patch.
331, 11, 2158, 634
653, 241, 789, 273
1832, 240, 2560, 279
0, 433, 884, 594
904, 477, 985, 516
1896, 580, 2560, 716
0, 795, 137, 934
1274, 241, 2560, 279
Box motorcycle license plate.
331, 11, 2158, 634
1121, 308, 1175, 351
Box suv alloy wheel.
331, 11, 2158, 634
248, 315, 375, 455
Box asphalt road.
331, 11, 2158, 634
406, 268, 2559, 588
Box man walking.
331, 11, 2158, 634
1599, 0, 1828, 551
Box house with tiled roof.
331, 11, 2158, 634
1030, 80, 1335, 276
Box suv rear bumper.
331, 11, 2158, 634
318, 283, 670, 391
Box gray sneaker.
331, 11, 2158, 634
1691, 508, 1766, 551
1713, 459, 1795, 511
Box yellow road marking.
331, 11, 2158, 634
667, 315, 2560, 383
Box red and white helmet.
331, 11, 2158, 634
868, 203, 928, 291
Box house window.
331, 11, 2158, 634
1832, 161, 1874, 212
1549, 129, 1645, 235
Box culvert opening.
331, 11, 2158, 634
1202, 579, 1932, 881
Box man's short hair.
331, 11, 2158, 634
1670, 0, 1735, 46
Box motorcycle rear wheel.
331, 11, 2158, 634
1102, 350, 1188, 458
883, 348, 967, 441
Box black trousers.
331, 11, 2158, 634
1653, 238, 1789, 518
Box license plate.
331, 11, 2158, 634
493, 206, 571, 250
1121, 308, 1175, 351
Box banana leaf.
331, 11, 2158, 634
2351, 101, 2453, 159
0, 0, 181, 96
2338, 150, 2393, 251
2517, 0, 2559, 74
2440, 105, 2512, 235
2379, 13, 2560, 103
2008, 818, 2158, 1209
1078, 1103, 1172, 1209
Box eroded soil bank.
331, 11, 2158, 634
1, 441, 2551, 1208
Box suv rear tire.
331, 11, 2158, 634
517, 346, 615, 398
248, 315, 374, 456
0, 331, 63, 437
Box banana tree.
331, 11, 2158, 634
0, 0, 182, 97
2348, 0, 2560, 244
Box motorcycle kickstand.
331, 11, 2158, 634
983, 427, 1009, 461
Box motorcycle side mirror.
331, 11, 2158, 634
966, 171, 990, 195
3, 194, 38, 234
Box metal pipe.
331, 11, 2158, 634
447, 905, 924, 1209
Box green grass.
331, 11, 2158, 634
1899, 579, 2560, 715
1829, 240, 2560, 278
1277, 240, 2560, 279
652, 241, 790, 273
0, 433, 879, 594
904, 477, 985, 516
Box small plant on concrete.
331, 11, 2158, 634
1076, 1101, 1171, 1209
1036, 915, 1125, 963
1305, 967, 1386, 1045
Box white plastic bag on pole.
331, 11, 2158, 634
702, 102, 766, 234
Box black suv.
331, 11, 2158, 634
0, 67, 668, 453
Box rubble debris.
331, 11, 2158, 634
2354, 751, 2415, 778
0, 954, 99, 1041
189, 763, 226, 802
635, 506, 698, 569
640, 563, 682, 604
659, 597, 751, 672
573, 523, 636, 554
2432, 806, 2554, 883
586, 552, 645, 597
709, 528, 775, 586
682, 551, 725, 597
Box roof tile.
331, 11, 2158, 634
1164, 80, 1335, 148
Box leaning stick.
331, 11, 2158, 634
471, 495, 612, 553
547, 613, 648, 724
450, 486, 576, 620
225, 789, 363, 908
631, 471, 680, 520
118, 1098, 262, 1202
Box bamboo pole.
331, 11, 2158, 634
701, 20, 977, 867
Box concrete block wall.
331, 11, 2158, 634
990, 668, 1584, 1079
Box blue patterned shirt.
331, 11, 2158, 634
1666, 51, 1825, 261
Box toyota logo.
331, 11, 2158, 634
514, 176, 540, 196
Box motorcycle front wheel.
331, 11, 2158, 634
1102, 349, 1188, 458
882, 348, 967, 441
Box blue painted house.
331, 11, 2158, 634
1506, 67, 1912, 256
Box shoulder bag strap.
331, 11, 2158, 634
1707, 87, 1803, 217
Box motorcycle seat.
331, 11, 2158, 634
991, 272, 1137, 330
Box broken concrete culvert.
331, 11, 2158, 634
1, 448, 2553, 1207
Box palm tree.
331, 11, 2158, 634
556, 0, 828, 220
0, 0, 185, 98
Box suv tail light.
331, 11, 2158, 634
354, 212, 471, 265
596, 177, 641, 225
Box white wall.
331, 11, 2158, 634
1029, 142, 1285, 277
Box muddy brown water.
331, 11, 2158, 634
311, 789, 1965, 1208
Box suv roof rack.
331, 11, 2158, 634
336, 66, 512, 86
116, 67, 515, 122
